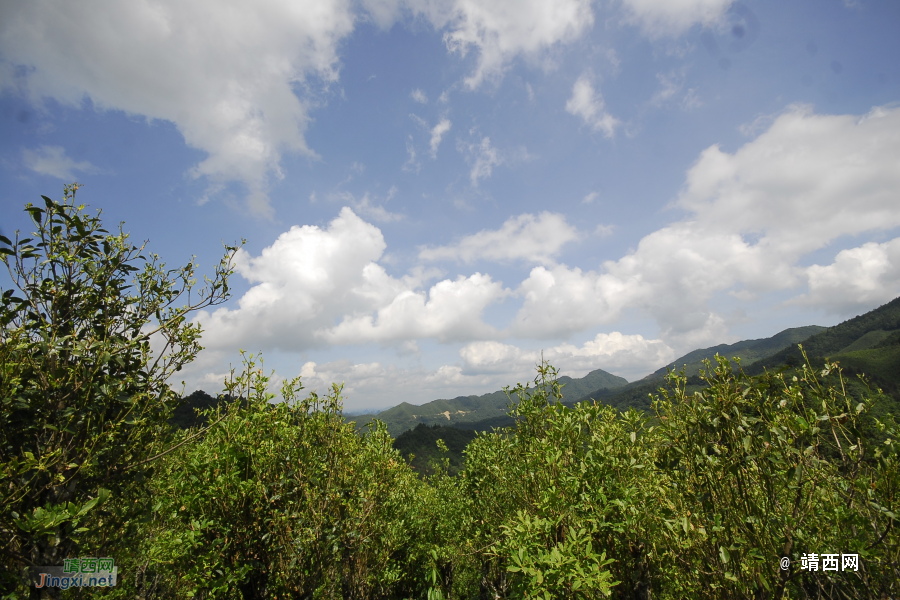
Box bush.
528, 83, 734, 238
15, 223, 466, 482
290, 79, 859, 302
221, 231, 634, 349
0, 185, 238, 593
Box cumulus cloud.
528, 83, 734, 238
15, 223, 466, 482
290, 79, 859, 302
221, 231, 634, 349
420, 212, 579, 265
620, 0, 734, 37
410, 88, 428, 103
195, 207, 507, 352
289, 331, 673, 409
323, 273, 508, 344
362, 0, 738, 89
21, 145, 100, 180
437, 0, 595, 89
460, 333, 674, 381
288, 357, 505, 411
566, 74, 620, 138
513, 104, 900, 347
0, 0, 355, 217
795, 238, 900, 315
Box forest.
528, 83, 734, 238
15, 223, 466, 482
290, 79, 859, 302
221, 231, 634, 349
1, 188, 898, 598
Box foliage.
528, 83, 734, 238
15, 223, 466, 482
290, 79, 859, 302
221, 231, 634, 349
125, 353, 437, 599
750, 296, 900, 375
2, 187, 898, 598
0, 185, 239, 592
392, 424, 476, 477
651, 354, 899, 598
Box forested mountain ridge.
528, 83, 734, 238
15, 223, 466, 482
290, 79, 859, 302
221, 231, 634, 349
581, 298, 900, 416
571, 324, 830, 413
646, 325, 827, 379
352, 367, 627, 436
746, 296, 900, 377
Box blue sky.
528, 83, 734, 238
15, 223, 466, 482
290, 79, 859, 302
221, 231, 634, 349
2, 0, 899, 411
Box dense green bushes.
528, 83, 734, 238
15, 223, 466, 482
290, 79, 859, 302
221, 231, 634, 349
97, 356, 897, 599
2, 190, 897, 598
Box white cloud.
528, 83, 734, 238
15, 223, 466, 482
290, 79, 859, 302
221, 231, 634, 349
21, 145, 100, 180
402, 135, 420, 173
1, 0, 355, 217
513, 104, 900, 346
362, 0, 733, 90
419, 212, 579, 265
459, 136, 503, 185
288, 332, 673, 410
594, 224, 615, 237
566, 74, 620, 138
439, 0, 595, 89
323, 272, 508, 344
606, 48, 622, 74
650, 69, 684, 106
411, 88, 428, 103
677, 104, 900, 256
429, 118, 452, 157
681, 88, 702, 110
360, 0, 594, 89
195, 207, 506, 352
460, 333, 674, 381
286, 357, 503, 411
582, 191, 599, 204
620, 0, 734, 37
795, 238, 900, 315
328, 190, 404, 222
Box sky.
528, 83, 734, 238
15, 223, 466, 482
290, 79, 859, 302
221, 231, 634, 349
1, 0, 899, 412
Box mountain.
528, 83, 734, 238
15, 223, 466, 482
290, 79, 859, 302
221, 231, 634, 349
646, 325, 827, 380
746, 296, 900, 381
565, 325, 829, 413
574, 297, 900, 417
353, 368, 628, 436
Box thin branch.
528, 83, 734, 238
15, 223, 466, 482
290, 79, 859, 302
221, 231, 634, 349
125, 412, 229, 471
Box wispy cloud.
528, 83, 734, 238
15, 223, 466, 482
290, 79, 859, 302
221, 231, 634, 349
420, 212, 579, 265
566, 74, 620, 138
429, 119, 452, 157
22, 145, 101, 180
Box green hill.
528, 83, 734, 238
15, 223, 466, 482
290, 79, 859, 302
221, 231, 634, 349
747, 296, 900, 381
646, 325, 827, 379
353, 367, 628, 436
571, 324, 828, 412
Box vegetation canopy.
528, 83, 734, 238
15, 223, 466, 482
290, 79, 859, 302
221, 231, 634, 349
0, 185, 241, 591
0, 188, 897, 599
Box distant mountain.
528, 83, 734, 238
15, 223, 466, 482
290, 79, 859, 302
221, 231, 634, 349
567, 325, 829, 413
746, 296, 900, 381
353, 368, 628, 436
646, 325, 827, 380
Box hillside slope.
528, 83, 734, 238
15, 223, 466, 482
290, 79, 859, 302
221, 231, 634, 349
353, 368, 627, 436
572, 325, 829, 412
747, 296, 900, 380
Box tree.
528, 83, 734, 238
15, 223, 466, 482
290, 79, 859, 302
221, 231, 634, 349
0, 184, 241, 591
